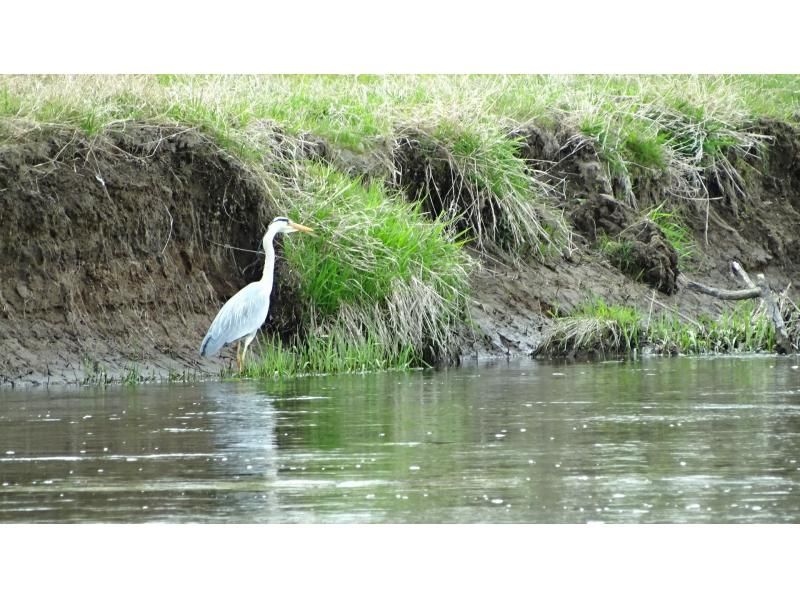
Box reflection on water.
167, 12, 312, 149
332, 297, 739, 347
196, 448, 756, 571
1, 356, 800, 522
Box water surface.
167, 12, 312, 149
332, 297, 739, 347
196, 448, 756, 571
2, 356, 800, 522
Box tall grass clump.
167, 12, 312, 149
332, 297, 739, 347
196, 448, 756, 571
648, 301, 776, 354
262, 162, 473, 371
539, 298, 782, 357
597, 234, 638, 278
538, 298, 643, 355
242, 331, 418, 378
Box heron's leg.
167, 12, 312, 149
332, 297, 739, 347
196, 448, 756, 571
236, 341, 242, 373
240, 332, 257, 372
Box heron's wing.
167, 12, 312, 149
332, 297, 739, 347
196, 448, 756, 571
200, 282, 271, 357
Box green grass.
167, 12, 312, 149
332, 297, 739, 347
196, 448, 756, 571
598, 235, 639, 279
264, 163, 472, 372
2, 74, 796, 174
242, 332, 418, 378
77, 357, 155, 385
538, 298, 643, 355
7, 75, 797, 128
2, 74, 796, 222
646, 205, 696, 268
0, 87, 21, 115
282, 163, 469, 318
648, 301, 776, 354
409, 122, 573, 255
540, 298, 782, 357
624, 130, 667, 169
121, 365, 141, 386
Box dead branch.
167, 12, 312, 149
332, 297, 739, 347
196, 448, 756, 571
755, 274, 792, 354
680, 261, 792, 354
680, 276, 760, 301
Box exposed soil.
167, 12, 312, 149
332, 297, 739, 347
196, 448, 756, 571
456, 119, 800, 358
570, 193, 679, 294
0, 124, 302, 386
2, 118, 799, 385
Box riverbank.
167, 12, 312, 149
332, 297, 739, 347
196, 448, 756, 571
1, 75, 799, 385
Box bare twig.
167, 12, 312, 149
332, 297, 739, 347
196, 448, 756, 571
161, 205, 173, 255
646, 291, 703, 328
209, 240, 263, 255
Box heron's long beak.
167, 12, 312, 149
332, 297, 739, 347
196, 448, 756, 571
289, 221, 315, 235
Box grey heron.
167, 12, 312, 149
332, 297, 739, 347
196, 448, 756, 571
199, 216, 314, 372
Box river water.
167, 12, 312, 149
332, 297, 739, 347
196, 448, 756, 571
1, 356, 799, 523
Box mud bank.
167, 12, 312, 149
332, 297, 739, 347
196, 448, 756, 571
460, 119, 800, 357
2, 119, 799, 386
0, 124, 303, 385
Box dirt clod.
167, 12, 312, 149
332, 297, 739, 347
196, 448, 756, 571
570, 194, 679, 294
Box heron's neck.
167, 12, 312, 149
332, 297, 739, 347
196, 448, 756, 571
261, 230, 277, 288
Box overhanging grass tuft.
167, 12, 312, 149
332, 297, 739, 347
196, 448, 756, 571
396, 122, 574, 257
269, 163, 473, 368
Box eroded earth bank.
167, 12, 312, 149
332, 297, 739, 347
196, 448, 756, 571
2, 120, 799, 385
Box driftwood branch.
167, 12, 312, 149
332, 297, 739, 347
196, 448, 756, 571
680, 277, 761, 300
681, 261, 792, 354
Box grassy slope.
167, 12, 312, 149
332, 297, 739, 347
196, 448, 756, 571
2, 75, 799, 373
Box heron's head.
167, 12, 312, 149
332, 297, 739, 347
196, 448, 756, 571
268, 216, 314, 236
264, 217, 314, 250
